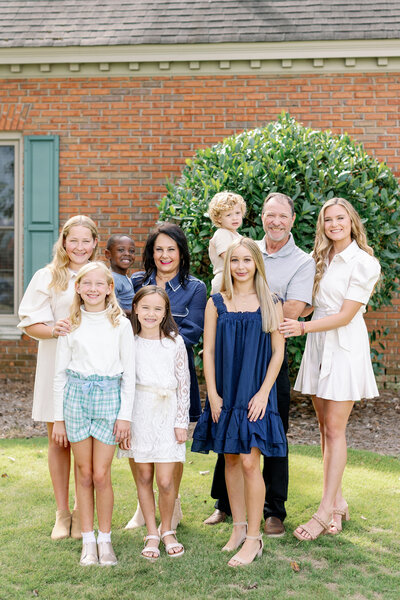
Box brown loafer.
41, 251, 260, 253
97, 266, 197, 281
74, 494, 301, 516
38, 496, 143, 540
203, 509, 227, 525
264, 516, 285, 537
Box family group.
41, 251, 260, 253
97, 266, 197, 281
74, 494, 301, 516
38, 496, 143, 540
18, 191, 380, 568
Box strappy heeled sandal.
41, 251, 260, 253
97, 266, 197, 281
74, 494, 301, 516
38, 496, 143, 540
328, 503, 350, 535
141, 534, 160, 561
221, 522, 248, 552
293, 513, 331, 541
161, 530, 184, 558
228, 534, 263, 567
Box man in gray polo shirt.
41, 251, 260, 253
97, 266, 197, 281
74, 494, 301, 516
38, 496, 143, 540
204, 192, 315, 537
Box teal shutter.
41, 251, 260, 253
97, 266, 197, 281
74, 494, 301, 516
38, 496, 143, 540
24, 135, 59, 289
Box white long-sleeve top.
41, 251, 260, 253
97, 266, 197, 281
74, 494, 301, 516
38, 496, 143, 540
53, 307, 135, 422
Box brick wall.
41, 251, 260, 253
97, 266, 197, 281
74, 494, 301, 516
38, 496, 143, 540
1, 72, 399, 387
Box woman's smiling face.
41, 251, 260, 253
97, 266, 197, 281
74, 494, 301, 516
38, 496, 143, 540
153, 233, 181, 277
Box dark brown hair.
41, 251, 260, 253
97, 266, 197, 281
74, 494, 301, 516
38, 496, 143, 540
141, 223, 190, 286
131, 285, 179, 340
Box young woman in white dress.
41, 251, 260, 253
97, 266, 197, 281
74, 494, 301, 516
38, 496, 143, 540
18, 215, 98, 539
279, 197, 380, 541
119, 285, 190, 561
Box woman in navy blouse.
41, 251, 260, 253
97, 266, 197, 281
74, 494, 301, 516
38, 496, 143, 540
125, 223, 207, 530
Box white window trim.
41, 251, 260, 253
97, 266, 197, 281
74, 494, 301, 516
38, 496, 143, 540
0, 133, 23, 338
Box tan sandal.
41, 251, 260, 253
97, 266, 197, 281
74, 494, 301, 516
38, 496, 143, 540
328, 503, 350, 535
221, 522, 248, 552
293, 513, 330, 541
228, 534, 263, 567
141, 534, 160, 561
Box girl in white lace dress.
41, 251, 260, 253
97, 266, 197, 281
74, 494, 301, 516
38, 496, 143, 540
119, 286, 190, 561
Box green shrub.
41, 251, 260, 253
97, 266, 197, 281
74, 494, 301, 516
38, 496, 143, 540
159, 112, 400, 373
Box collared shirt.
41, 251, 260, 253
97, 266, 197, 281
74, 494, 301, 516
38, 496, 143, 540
111, 271, 134, 311
131, 271, 207, 348
256, 233, 315, 304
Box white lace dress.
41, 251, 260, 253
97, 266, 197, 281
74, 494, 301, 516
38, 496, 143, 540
118, 334, 190, 463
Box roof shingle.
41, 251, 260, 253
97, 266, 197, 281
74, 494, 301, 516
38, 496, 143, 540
0, 1, 399, 48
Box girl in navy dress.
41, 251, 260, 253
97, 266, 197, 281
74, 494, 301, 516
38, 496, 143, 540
192, 238, 286, 567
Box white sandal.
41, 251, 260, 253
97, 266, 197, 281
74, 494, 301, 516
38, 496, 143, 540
161, 529, 184, 558
141, 534, 160, 561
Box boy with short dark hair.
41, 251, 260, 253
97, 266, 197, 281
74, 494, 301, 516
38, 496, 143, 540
105, 234, 136, 316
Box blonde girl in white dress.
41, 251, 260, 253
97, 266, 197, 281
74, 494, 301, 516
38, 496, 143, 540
18, 215, 98, 540
119, 285, 190, 561
279, 198, 380, 541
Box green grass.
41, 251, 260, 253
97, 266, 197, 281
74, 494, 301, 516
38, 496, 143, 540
1, 439, 399, 600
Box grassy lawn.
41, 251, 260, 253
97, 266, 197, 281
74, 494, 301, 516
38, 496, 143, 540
1, 439, 399, 600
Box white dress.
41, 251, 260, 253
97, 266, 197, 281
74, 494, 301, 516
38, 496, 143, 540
17, 267, 77, 422
118, 334, 190, 463
295, 241, 381, 402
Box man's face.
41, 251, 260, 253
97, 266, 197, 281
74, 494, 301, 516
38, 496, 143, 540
262, 197, 295, 243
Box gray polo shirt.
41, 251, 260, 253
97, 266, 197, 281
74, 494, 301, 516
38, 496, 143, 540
256, 234, 315, 304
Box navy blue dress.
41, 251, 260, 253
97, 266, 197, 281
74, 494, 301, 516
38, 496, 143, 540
191, 294, 286, 456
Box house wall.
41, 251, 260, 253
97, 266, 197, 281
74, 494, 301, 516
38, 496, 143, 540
1, 72, 399, 388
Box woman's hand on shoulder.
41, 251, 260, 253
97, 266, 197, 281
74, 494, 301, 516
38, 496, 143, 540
174, 427, 187, 444
52, 421, 69, 448
247, 391, 268, 422
279, 317, 301, 338
52, 318, 71, 338
209, 393, 223, 423
113, 419, 131, 445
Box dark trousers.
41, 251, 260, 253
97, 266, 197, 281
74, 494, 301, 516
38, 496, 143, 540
211, 351, 290, 522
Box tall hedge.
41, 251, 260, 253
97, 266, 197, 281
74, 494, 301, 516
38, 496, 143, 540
159, 113, 400, 372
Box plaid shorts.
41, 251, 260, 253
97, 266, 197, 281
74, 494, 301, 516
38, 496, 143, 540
63, 370, 122, 445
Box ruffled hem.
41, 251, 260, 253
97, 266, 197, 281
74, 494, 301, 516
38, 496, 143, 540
191, 405, 287, 457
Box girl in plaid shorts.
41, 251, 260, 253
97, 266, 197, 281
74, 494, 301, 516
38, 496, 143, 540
52, 262, 135, 566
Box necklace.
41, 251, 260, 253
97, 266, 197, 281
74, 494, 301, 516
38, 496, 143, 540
231, 291, 257, 312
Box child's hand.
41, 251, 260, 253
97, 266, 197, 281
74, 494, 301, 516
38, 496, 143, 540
174, 428, 187, 444
52, 421, 69, 448
119, 438, 131, 451
52, 317, 71, 338
113, 419, 131, 445
247, 391, 268, 422
209, 394, 223, 423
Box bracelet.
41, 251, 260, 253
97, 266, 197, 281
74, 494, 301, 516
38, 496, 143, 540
51, 326, 56, 338
300, 321, 305, 335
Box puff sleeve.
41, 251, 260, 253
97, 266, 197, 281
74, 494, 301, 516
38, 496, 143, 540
345, 255, 381, 305
17, 268, 54, 334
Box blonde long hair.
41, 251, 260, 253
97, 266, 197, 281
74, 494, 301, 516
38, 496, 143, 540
313, 197, 375, 298
48, 215, 98, 292
70, 262, 123, 329
221, 237, 280, 332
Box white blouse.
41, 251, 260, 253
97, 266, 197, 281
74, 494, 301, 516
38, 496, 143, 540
53, 307, 135, 422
